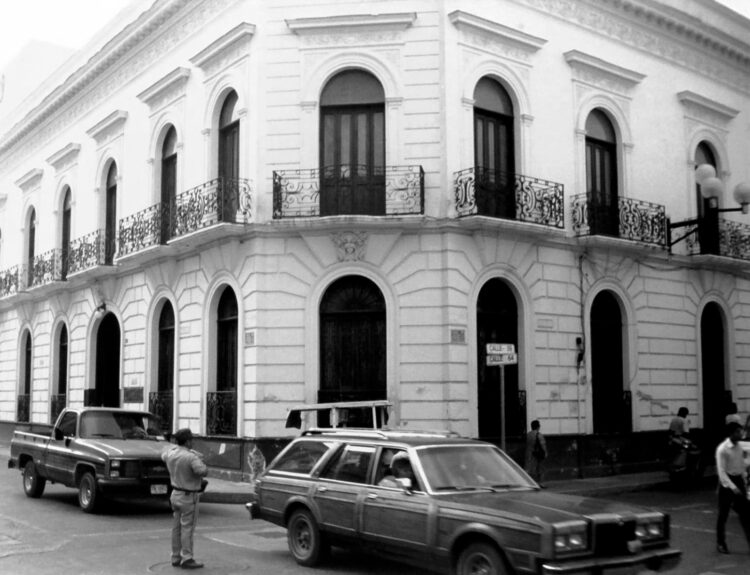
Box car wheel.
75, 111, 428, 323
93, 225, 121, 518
287, 508, 324, 566
22, 461, 46, 498
456, 542, 506, 575
78, 472, 100, 513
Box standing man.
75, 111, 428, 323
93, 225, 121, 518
715, 420, 750, 554
525, 420, 547, 487
163, 428, 208, 569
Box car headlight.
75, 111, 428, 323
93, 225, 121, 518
110, 459, 121, 478
635, 513, 666, 541
553, 520, 589, 554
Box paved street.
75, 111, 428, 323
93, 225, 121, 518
1, 454, 750, 574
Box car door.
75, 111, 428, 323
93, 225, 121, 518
360, 448, 433, 561
43, 411, 77, 484
313, 443, 374, 540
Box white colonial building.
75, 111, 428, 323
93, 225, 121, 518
0, 0, 749, 477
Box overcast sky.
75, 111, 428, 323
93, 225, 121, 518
1, 0, 749, 74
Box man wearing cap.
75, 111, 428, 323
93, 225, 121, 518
162, 428, 208, 569
715, 420, 750, 554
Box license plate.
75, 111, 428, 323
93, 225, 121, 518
151, 484, 168, 495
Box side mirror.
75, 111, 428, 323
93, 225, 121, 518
396, 477, 413, 492
53, 428, 64, 441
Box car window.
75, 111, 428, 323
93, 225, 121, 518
374, 448, 423, 491
57, 412, 77, 437
321, 444, 375, 484
79, 412, 163, 440
272, 440, 334, 474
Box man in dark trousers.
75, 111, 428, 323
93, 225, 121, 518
163, 428, 208, 569
715, 420, 750, 554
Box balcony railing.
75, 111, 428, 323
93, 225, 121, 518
118, 203, 163, 257
571, 193, 667, 246
273, 165, 424, 218
50, 394, 67, 423
455, 168, 565, 228
149, 390, 173, 433
0, 265, 20, 298
206, 390, 237, 436
67, 229, 109, 275
683, 218, 750, 260
173, 177, 252, 238
19, 248, 63, 290
17, 394, 30, 423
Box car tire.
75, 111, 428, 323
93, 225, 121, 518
287, 508, 324, 566
22, 461, 46, 498
78, 472, 100, 513
456, 542, 506, 575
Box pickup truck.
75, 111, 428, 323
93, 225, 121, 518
8, 407, 171, 513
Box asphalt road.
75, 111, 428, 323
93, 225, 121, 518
1, 454, 749, 575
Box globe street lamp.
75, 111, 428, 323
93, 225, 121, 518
668, 164, 750, 255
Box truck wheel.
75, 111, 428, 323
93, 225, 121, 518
78, 472, 100, 513
22, 461, 46, 498
287, 508, 324, 566
456, 542, 507, 575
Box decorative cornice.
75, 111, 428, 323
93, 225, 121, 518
86, 110, 128, 146
15, 168, 44, 193
449, 10, 547, 54
46, 143, 81, 172
677, 90, 739, 126
286, 12, 416, 35
190, 22, 255, 70
565, 50, 645, 87
137, 67, 191, 110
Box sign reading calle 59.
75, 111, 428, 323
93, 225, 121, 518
486, 343, 517, 365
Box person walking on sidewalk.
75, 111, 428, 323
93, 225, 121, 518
715, 420, 750, 554
163, 428, 209, 569
525, 420, 547, 487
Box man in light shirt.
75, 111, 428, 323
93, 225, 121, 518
715, 421, 750, 554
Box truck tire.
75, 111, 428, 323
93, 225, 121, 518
23, 461, 46, 498
78, 472, 100, 513
456, 542, 507, 575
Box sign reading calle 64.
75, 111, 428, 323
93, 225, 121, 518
486, 343, 517, 365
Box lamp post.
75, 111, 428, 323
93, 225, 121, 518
668, 164, 750, 255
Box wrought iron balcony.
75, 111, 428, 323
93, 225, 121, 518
206, 390, 237, 436
50, 394, 67, 423
0, 265, 20, 298
273, 165, 424, 218
680, 218, 750, 260
17, 394, 30, 423
19, 248, 63, 290
454, 167, 565, 228
119, 203, 163, 257
149, 390, 173, 433
173, 177, 252, 238
571, 193, 667, 246
67, 229, 109, 275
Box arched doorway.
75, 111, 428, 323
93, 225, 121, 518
93, 312, 121, 407
476, 278, 523, 442
590, 291, 630, 433
319, 276, 386, 425
701, 302, 727, 453
207, 286, 238, 436
18, 329, 32, 422
150, 302, 175, 432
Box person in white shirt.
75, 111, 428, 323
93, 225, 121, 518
715, 421, 750, 554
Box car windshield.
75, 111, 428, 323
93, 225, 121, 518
417, 444, 536, 492
79, 412, 163, 440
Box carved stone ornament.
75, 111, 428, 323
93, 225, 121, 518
565, 50, 645, 97
46, 143, 81, 173
449, 10, 547, 63
287, 12, 415, 47
86, 110, 128, 148
331, 231, 368, 262
677, 90, 739, 130
190, 22, 255, 80
137, 67, 191, 115
15, 168, 44, 193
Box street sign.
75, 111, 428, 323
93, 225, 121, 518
486, 352, 518, 366
486, 343, 515, 355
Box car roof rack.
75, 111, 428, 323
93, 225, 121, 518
301, 427, 463, 439
286, 400, 392, 430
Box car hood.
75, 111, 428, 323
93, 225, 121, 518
75, 438, 169, 459
436, 489, 652, 524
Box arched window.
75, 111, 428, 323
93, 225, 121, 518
26, 208, 36, 287
473, 77, 515, 219
585, 109, 618, 236
105, 163, 118, 264
209, 287, 238, 435
161, 127, 177, 243
52, 324, 68, 421
61, 187, 72, 279
319, 276, 386, 424
18, 330, 32, 422
151, 302, 175, 432
218, 91, 241, 222
320, 70, 385, 216
695, 141, 717, 217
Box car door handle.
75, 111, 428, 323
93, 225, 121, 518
317, 486, 328, 493
366, 493, 378, 500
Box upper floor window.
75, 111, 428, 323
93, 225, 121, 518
695, 141, 717, 217
320, 70, 385, 216
219, 91, 240, 182
585, 109, 618, 236
26, 208, 36, 286
473, 77, 515, 218
105, 163, 118, 264
61, 187, 72, 279
161, 127, 177, 243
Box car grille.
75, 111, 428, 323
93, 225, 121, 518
592, 517, 636, 556
119, 460, 169, 479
